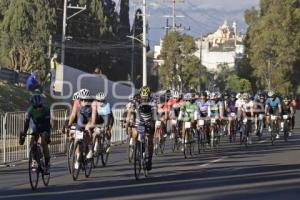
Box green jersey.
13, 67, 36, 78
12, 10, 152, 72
181, 101, 198, 122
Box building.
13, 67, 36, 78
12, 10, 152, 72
154, 20, 245, 72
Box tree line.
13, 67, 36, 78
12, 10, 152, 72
0, 0, 145, 83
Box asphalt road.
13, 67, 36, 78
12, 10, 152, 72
1, 115, 300, 200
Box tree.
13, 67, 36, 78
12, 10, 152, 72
119, 0, 130, 38
159, 32, 201, 91
243, 0, 300, 94
226, 75, 252, 93
0, 0, 56, 72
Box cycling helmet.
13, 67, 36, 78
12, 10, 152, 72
172, 90, 180, 98
95, 92, 106, 101
128, 94, 134, 101
79, 88, 90, 99
242, 93, 250, 99
216, 91, 222, 99
165, 89, 171, 97
183, 93, 192, 100
140, 86, 150, 97
210, 92, 217, 100
268, 91, 275, 97
73, 92, 79, 101
31, 94, 42, 107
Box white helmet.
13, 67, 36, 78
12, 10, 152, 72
95, 92, 106, 101
172, 91, 180, 98
268, 91, 275, 97
183, 93, 192, 100
79, 89, 90, 99
72, 92, 79, 101
210, 92, 217, 100
236, 93, 241, 99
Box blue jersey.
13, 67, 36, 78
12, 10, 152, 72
97, 102, 112, 116
266, 97, 281, 113
26, 72, 38, 89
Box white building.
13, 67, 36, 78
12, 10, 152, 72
154, 21, 245, 72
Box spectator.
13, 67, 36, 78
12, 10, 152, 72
93, 67, 102, 75
26, 71, 43, 94
50, 53, 58, 84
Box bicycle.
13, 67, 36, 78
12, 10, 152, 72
93, 125, 110, 167
170, 119, 180, 153
196, 119, 206, 154
269, 115, 279, 145
154, 120, 166, 155
65, 125, 76, 174
209, 117, 220, 150
22, 132, 50, 190
240, 117, 251, 147
256, 113, 265, 140
134, 123, 149, 180
183, 121, 194, 159
71, 129, 93, 181
282, 114, 290, 142
229, 113, 238, 143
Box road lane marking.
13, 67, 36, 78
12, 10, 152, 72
199, 156, 227, 168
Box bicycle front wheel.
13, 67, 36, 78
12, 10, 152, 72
101, 137, 110, 167
67, 140, 74, 173
134, 142, 142, 180
42, 161, 50, 186
72, 142, 81, 181
28, 149, 39, 190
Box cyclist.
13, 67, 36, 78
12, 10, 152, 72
67, 89, 97, 168
281, 96, 294, 136
178, 93, 198, 149
168, 91, 183, 136
19, 94, 51, 174
290, 95, 297, 131
254, 93, 266, 137
95, 92, 114, 151
207, 92, 222, 143
240, 93, 254, 144
131, 86, 156, 170
226, 93, 238, 141
265, 91, 282, 139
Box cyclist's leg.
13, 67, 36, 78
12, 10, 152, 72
40, 132, 51, 167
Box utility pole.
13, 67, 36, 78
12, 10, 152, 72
131, 4, 136, 83
61, 0, 86, 67
164, 0, 184, 32
142, 0, 147, 86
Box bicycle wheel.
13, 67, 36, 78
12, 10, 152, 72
154, 136, 159, 156
84, 157, 93, 178
67, 140, 74, 173
42, 157, 50, 186
93, 136, 101, 168
143, 141, 149, 177
72, 142, 81, 181
170, 132, 176, 153
197, 130, 201, 154
283, 120, 289, 142
28, 149, 39, 190
128, 144, 134, 163
183, 130, 188, 159
101, 136, 110, 167
134, 141, 142, 180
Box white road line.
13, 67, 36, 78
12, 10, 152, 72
199, 156, 227, 168
258, 140, 267, 143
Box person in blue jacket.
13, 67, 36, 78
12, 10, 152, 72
26, 71, 43, 93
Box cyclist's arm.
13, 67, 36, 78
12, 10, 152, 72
68, 101, 79, 126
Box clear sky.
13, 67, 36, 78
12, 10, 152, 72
126, 0, 259, 48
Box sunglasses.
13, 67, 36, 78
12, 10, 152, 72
80, 99, 89, 102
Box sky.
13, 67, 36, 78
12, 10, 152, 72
124, 0, 260, 49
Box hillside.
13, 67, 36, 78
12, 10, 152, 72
0, 81, 57, 113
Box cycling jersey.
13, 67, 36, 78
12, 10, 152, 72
181, 102, 198, 122
282, 103, 291, 115
134, 99, 156, 126
242, 101, 254, 117
26, 105, 51, 133
77, 101, 96, 128
195, 99, 210, 117
209, 101, 220, 118
266, 97, 281, 114
227, 100, 237, 113
97, 102, 112, 116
